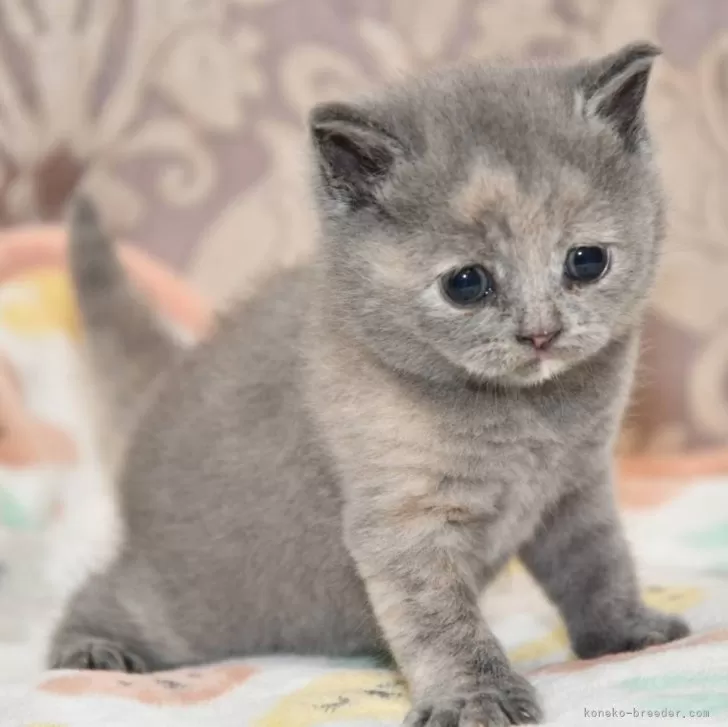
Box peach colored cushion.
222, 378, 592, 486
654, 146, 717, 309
0, 226, 212, 337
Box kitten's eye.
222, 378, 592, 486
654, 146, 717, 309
442, 265, 494, 306
564, 246, 610, 283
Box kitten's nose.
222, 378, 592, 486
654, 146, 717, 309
516, 329, 562, 350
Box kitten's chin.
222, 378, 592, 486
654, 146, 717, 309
511, 357, 570, 386
497, 342, 611, 387
460, 354, 573, 388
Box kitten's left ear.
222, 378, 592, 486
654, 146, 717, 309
580, 41, 661, 151
309, 101, 406, 207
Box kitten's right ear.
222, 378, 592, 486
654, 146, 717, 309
580, 42, 661, 151
309, 102, 406, 207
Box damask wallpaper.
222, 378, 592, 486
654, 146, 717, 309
0, 0, 726, 456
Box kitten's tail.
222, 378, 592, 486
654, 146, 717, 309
68, 197, 181, 456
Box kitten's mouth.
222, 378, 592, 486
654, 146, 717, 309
514, 356, 567, 383
459, 342, 577, 384
533, 349, 555, 359
523, 348, 560, 365
513, 348, 572, 381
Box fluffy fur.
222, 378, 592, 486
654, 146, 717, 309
51, 43, 688, 726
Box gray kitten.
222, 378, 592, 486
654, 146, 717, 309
51, 43, 689, 726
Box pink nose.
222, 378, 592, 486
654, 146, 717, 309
516, 329, 562, 350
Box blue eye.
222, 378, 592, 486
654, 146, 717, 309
565, 246, 610, 283
442, 265, 494, 306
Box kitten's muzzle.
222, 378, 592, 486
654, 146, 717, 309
515, 328, 563, 351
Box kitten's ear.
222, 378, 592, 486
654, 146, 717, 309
580, 42, 661, 150
309, 102, 406, 207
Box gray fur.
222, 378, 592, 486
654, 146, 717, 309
51, 43, 687, 726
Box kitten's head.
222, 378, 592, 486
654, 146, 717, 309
310, 43, 664, 386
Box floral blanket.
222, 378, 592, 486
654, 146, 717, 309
0, 236, 727, 726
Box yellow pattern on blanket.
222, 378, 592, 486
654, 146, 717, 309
0, 269, 84, 532
255, 671, 409, 727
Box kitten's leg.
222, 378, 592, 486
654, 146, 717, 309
348, 513, 543, 727
49, 564, 153, 672
519, 473, 689, 660
51, 635, 148, 673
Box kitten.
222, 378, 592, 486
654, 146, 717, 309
51, 43, 688, 726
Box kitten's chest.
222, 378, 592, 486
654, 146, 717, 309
434, 423, 567, 531
407, 392, 590, 556
322, 355, 608, 547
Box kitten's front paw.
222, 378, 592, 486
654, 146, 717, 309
50, 636, 148, 673
574, 608, 689, 660
404, 670, 542, 726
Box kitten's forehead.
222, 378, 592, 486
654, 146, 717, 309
448, 156, 612, 239
449, 164, 521, 225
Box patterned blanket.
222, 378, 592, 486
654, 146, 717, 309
0, 229, 726, 726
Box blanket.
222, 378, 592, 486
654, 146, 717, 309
0, 227, 726, 726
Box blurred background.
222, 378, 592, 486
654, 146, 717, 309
0, 0, 726, 461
